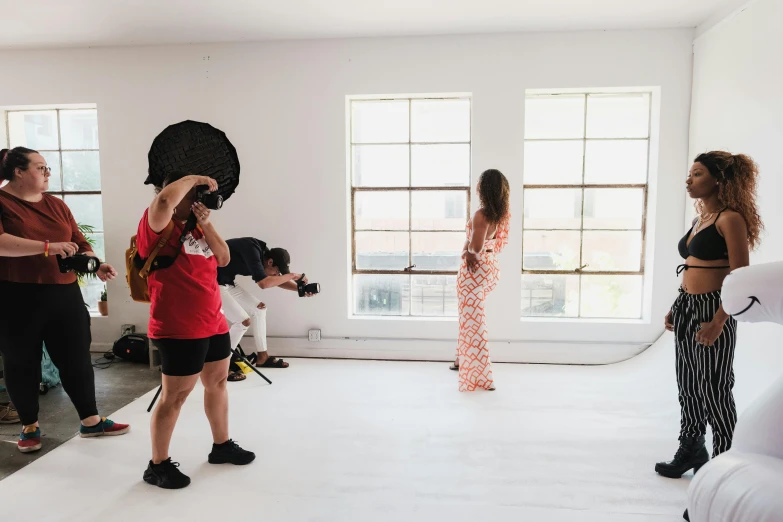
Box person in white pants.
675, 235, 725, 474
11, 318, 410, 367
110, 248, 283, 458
217, 238, 314, 372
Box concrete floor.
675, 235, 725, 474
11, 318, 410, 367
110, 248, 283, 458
0, 356, 160, 481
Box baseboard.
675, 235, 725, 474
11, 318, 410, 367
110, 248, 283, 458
253, 337, 648, 365
91, 337, 650, 365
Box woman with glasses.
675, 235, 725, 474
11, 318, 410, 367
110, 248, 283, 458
0, 147, 129, 454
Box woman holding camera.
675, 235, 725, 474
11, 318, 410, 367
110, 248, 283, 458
138, 170, 254, 490
0, 147, 129, 453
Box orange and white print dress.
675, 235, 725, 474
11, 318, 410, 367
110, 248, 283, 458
456, 214, 510, 392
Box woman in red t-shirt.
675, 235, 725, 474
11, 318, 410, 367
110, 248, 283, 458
138, 170, 254, 489
0, 147, 129, 454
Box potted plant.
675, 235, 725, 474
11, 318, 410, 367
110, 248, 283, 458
97, 285, 108, 316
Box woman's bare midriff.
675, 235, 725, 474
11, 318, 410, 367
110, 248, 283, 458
681, 256, 731, 294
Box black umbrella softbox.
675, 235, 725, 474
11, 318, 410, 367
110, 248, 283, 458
146, 120, 240, 201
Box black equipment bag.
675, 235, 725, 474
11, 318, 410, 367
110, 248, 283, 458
112, 334, 150, 364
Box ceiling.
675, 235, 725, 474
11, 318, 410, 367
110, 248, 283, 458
3, 0, 747, 49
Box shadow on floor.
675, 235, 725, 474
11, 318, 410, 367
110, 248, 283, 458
0, 356, 160, 481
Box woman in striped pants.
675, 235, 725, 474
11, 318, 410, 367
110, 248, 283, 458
655, 151, 762, 484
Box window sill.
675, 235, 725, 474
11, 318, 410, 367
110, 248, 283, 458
520, 316, 649, 325
349, 315, 457, 322
89, 312, 107, 318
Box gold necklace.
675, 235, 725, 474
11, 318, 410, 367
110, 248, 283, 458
695, 207, 725, 233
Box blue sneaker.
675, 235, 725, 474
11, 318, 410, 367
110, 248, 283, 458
79, 417, 130, 438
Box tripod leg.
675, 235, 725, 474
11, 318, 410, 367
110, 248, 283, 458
232, 348, 272, 385
147, 384, 163, 412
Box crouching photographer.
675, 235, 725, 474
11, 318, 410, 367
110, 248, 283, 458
138, 170, 254, 490
218, 237, 319, 377
0, 147, 129, 454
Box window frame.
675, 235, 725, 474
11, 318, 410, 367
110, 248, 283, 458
349, 96, 472, 317
521, 91, 652, 319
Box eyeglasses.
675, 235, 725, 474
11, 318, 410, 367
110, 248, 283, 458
36, 166, 52, 174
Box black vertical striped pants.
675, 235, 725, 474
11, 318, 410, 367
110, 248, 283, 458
671, 288, 737, 457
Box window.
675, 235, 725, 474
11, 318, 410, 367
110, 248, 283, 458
5, 108, 105, 311
521, 92, 651, 319
349, 97, 471, 316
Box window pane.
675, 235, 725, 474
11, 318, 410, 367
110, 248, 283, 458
355, 232, 409, 270
523, 230, 581, 271
524, 94, 585, 139
8, 111, 59, 149
583, 188, 644, 230
412, 275, 457, 317
523, 141, 583, 185
523, 189, 582, 229
60, 109, 99, 149
586, 93, 650, 139
354, 274, 409, 316
354, 192, 409, 230
352, 145, 408, 187
85, 233, 105, 260
80, 279, 104, 311
41, 151, 62, 192
582, 231, 642, 272
584, 140, 648, 184
412, 232, 463, 271
63, 195, 103, 231
410, 99, 470, 143
411, 191, 466, 231
352, 101, 409, 144
411, 144, 470, 187
521, 274, 579, 317
62, 151, 101, 191
580, 275, 643, 318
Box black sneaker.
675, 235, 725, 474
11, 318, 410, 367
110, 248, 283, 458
208, 439, 255, 465
143, 458, 191, 489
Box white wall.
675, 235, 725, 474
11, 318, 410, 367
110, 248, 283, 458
0, 29, 695, 363
689, 0, 783, 403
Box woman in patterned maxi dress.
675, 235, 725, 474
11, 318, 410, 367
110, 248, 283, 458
451, 169, 510, 391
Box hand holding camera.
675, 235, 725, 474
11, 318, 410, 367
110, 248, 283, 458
191, 202, 212, 226
49, 241, 79, 258
192, 176, 218, 193
296, 273, 320, 298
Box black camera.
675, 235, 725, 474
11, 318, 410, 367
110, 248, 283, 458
196, 185, 223, 210
297, 274, 320, 297
57, 254, 100, 274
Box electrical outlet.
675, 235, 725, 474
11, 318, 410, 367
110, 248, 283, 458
121, 324, 136, 337
308, 329, 321, 342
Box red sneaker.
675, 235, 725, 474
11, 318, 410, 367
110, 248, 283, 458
18, 427, 42, 453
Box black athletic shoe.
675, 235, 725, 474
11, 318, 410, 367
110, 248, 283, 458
143, 458, 191, 489
655, 435, 709, 479
208, 439, 255, 465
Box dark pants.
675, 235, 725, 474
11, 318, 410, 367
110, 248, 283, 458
0, 281, 98, 426
671, 288, 738, 457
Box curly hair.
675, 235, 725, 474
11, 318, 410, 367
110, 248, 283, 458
477, 169, 510, 225
694, 151, 763, 250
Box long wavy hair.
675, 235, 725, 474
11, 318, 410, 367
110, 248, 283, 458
694, 151, 763, 250
477, 169, 510, 225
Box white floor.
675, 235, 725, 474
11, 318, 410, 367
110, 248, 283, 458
1, 337, 698, 521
